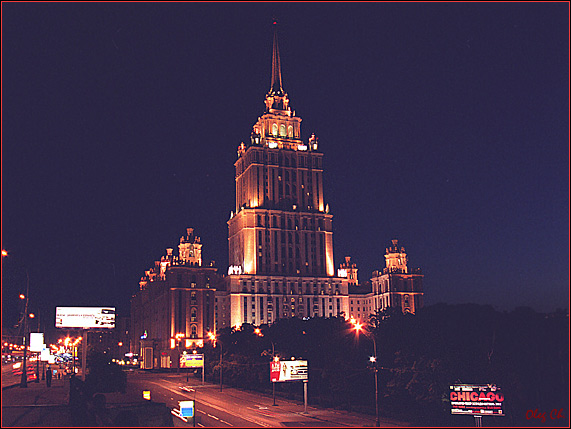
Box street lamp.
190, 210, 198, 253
352, 320, 380, 427
254, 327, 278, 406
3, 249, 33, 388
18, 292, 32, 387
207, 332, 223, 391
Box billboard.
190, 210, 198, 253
270, 360, 308, 382
450, 384, 505, 416
180, 353, 204, 368
29, 332, 45, 352
55, 307, 115, 329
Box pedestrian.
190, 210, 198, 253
46, 365, 52, 387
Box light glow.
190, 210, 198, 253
228, 265, 243, 275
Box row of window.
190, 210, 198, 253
240, 279, 340, 295
242, 149, 322, 170
243, 295, 342, 323
271, 123, 294, 138
256, 214, 325, 230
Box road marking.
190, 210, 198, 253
208, 413, 220, 420
149, 380, 269, 427
220, 419, 233, 426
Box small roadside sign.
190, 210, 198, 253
180, 400, 194, 418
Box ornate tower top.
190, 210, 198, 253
384, 239, 408, 274
269, 21, 284, 97
264, 22, 291, 113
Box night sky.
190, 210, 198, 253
2, 2, 569, 335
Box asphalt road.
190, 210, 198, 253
127, 371, 395, 427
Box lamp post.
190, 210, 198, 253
207, 332, 222, 391
370, 336, 379, 428
20, 289, 31, 387
352, 321, 380, 427
254, 327, 278, 406
3, 250, 33, 388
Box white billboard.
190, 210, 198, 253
29, 332, 44, 352
270, 360, 308, 382
55, 307, 115, 329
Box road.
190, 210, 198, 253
126, 370, 404, 427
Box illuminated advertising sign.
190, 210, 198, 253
450, 384, 505, 416
55, 307, 115, 329
180, 353, 204, 368
271, 360, 308, 382
40, 348, 51, 362
29, 332, 44, 352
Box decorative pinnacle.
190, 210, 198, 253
270, 21, 284, 96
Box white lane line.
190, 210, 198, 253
207, 413, 220, 420
220, 419, 233, 426
149, 380, 268, 427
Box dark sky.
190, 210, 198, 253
2, 2, 569, 333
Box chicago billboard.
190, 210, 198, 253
450, 384, 505, 416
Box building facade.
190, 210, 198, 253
223, 26, 348, 328
348, 239, 424, 323
130, 228, 220, 369
130, 29, 426, 365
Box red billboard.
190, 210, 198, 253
450, 384, 505, 416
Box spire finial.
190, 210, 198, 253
270, 20, 283, 96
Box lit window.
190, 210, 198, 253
272, 123, 278, 136
280, 124, 286, 137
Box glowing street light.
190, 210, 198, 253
208, 332, 223, 391
351, 319, 380, 427
253, 327, 279, 406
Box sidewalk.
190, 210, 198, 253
1, 376, 72, 427
1, 375, 169, 427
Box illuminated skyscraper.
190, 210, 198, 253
223, 26, 347, 328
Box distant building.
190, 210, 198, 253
349, 240, 424, 323
338, 256, 358, 286
130, 228, 220, 369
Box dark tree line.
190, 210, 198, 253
196, 304, 568, 427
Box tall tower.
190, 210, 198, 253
224, 25, 346, 328
228, 24, 334, 278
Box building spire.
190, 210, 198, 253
270, 21, 284, 96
